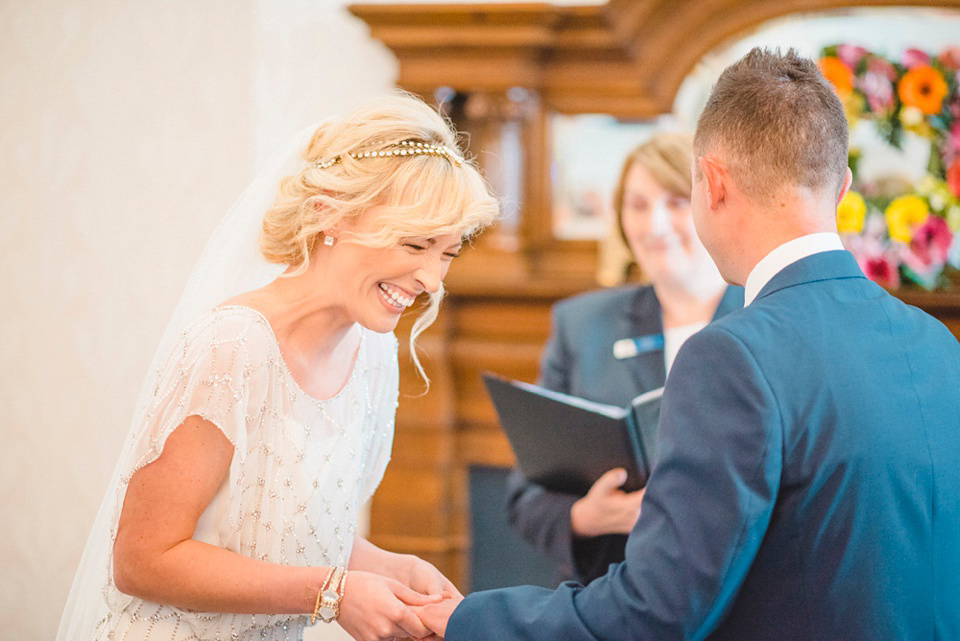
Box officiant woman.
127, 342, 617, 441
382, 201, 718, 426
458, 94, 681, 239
506, 132, 743, 585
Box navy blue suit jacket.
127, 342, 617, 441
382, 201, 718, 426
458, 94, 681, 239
451, 250, 960, 640
507, 285, 743, 584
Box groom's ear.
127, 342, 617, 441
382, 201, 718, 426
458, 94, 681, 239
698, 156, 727, 210
836, 167, 853, 205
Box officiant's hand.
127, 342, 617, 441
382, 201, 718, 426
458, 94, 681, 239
570, 467, 646, 537
412, 591, 463, 639
337, 571, 441, 641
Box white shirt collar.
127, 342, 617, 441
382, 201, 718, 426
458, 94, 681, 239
743, 232, 844, 306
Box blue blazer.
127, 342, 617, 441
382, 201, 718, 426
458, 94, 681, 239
507, 285, 743, 584
452, 250, 960, 641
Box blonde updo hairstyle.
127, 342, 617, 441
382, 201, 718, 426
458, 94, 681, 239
612, 132, 694, 246
260, 92, 500, 382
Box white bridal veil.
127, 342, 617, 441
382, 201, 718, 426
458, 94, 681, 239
56, 124, 319, 641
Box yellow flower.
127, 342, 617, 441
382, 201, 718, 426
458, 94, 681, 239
842, 93, 865, 128
899, 105, 924, 127
836, 191, 867, 233
885, 194, 930, 242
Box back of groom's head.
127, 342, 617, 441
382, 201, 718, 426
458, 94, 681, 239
693, 48, 849, 202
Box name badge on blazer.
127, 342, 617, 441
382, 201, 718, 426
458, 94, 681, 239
613, 333, 665, 360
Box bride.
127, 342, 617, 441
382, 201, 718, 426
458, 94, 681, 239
56, 93, 499, 641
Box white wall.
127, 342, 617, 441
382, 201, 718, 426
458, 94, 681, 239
0, 2, 395, 638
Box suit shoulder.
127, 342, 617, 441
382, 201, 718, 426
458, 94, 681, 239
886, 294, 960, 344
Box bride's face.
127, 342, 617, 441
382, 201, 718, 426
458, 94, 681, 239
327, 209, 462, 333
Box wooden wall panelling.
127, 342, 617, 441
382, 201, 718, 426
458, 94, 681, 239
353, 0, 960, 590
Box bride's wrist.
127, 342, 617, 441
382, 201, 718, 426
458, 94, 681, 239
304, 566, 333, 614
381, 551, 416, 581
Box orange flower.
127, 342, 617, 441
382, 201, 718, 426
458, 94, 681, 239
819, 56, 854, 97
897, 64, 948, 115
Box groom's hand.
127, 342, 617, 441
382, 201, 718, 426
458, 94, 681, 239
412, 591, 463, 639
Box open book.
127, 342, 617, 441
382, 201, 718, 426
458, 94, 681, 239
482, 372, 662, 495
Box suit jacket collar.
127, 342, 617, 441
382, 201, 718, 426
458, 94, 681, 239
755, 249, 866, 302
715, 285, 745, 319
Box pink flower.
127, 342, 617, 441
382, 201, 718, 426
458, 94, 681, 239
847, 215, 901, 289
858, 71, 895, 112
902, 215, 952, 287
867, 56, 897, 80
864, 255, 901, 289
903, 48, 931, 69
940, 46, 960, 71
946, 123, 960, 164
838, 45, 867, 68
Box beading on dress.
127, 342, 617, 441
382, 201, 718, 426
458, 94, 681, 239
95, 307, 398, 641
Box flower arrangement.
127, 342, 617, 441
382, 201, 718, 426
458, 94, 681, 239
819, 44, 960, 290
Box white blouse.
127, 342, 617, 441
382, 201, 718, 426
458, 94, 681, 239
98, 306, 398, 641
663, 321, 708, 376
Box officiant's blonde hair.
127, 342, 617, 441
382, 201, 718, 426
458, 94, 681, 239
260, 91, 499, 383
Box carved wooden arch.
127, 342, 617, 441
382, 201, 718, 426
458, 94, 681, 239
351, 0, 960, 118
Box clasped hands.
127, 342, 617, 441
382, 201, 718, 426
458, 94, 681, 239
338, 468, 644, 641
337, 551, 461, 641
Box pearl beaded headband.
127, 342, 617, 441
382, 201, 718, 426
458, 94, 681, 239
314, 139, 463, 170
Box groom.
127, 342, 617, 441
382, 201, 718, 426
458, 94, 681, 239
416, 48, 960, 640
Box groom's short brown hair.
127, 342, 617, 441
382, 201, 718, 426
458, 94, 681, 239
693, 47, 849, 201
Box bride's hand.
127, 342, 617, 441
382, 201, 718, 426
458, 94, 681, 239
392, 554, 461, 597
336, 571, 441, 641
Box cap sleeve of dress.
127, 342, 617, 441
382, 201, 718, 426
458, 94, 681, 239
124, 308, 272, 481
358, 330, 400, 506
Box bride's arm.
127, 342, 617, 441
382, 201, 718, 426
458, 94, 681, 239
349, 536, 461, 597
113, 414, 321, 614
112, 415, 436, 640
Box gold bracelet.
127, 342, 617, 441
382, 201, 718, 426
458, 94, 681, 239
311, 567, 337, 625
312, 566, 347, 624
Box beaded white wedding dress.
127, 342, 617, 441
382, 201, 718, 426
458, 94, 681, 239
93, 306, 397, 640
